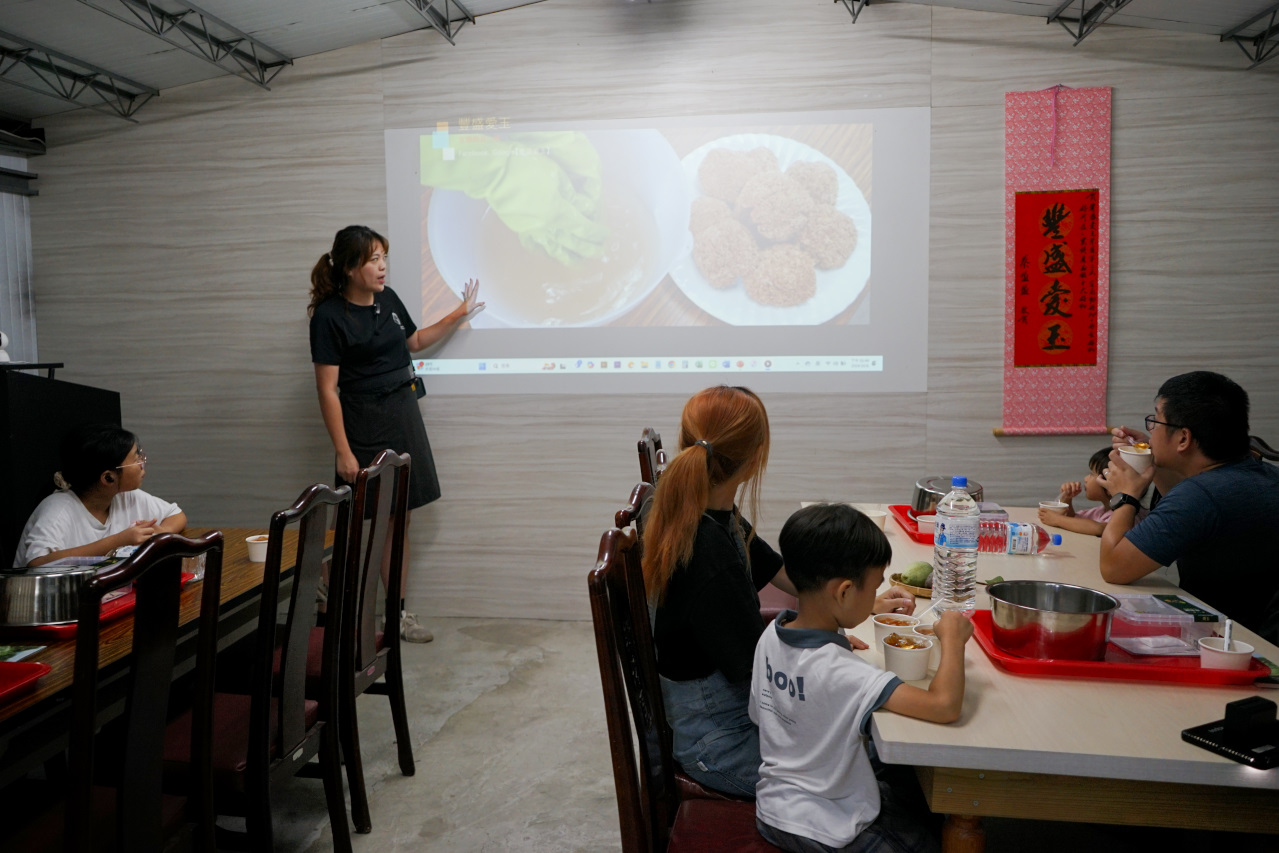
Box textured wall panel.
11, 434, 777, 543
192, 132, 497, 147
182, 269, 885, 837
28, 3, 1279, 620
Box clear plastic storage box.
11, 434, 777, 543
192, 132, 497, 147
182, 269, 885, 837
1110, 594, 1223, 643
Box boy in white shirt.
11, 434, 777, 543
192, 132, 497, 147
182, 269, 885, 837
750, 503, 972, 853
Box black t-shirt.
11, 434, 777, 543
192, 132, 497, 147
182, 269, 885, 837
654, 509, 784, 683
309, 287, 418, 393
1126, 457, 1279, 642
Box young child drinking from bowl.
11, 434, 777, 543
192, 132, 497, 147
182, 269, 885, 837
1039, 448, 1117, 537
749, 503, 972, 853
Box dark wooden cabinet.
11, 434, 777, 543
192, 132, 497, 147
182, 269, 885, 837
0, 369, 120, 569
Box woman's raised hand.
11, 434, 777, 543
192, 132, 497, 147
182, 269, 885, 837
460, 279, 485, 321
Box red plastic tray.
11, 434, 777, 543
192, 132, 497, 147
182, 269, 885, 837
0, 661, 52, 703
889, 504, 935, 545
0, 573, 195, 642
971, 610, 1267, 686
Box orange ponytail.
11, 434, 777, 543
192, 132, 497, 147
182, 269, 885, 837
642, 386, 770, 604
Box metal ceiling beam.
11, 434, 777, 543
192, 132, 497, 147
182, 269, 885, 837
0, 28, 158, 121
835, 0, 870, 24
77, 0, 291, 89
1047, 0, 1134, 46
1221, 2, 1279, 69
403, 0, 476, 46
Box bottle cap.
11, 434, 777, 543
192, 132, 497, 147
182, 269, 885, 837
951, 476, 968, 488
1051, 534, 1062, 545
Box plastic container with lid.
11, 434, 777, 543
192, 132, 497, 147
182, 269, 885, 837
1110, 594, 1223, 643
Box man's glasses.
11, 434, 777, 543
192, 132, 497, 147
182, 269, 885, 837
1144, 415, 1182, 432
118, 451, 147, 471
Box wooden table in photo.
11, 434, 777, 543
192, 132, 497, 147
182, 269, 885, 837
0, 527, 319, 787
844, 505, 1279, 851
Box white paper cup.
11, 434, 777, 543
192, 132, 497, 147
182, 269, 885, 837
861, 509, 888, 530
910, 625, 941, 670
1039, 501, 1069, 511
1117, 445, 1153, 474
882, 634, 933, 681
1198, 636, 1254, 670
245, 534, 269, 563
914, 514, 936, 527
873, 613, 920, 647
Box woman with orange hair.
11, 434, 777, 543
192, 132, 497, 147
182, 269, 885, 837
644, 386, 913, 797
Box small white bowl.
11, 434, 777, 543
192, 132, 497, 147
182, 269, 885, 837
914, 514, 936, 527
882, 634, 933, 681
861, 509, 888, 530
1039, 501, 1069, 511
245, 534, 269, 563
909, 624, 941, 670
872, 613, 920, 647
1198, 636, 1254, 670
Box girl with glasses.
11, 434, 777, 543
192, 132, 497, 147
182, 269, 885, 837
13, 424, 186, 567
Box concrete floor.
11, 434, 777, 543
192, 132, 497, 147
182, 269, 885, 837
264, 617, 1273, 853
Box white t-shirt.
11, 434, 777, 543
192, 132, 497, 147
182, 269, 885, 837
13, 488, 183, 567
749, 612, 901, 849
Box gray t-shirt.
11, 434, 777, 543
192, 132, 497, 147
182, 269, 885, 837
1126, 457, 1279, 642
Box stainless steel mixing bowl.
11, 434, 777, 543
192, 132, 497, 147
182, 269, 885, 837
987, 580, 1119, 661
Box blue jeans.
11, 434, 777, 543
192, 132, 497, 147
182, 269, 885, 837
660, 670, 760, 798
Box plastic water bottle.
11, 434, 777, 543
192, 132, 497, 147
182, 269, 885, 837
933, 476, 980, 612
979, 521, 1062, 555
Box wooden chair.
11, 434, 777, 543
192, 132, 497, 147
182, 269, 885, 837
330, 449, 415, 833
161, 485, 352, 853
615, 482, 654, 533
7, 532, 223, 853
588, 527, 778, 853
638, 427, 665, 485
1251, 435, 1278, 461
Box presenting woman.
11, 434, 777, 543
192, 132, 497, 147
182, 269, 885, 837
642, 386, 913, 797
308, 224, 482, 643
14, 424, 187, 568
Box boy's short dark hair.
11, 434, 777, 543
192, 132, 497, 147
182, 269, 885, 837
1088, 447, 1111, 475
1157, 371, 1250, 462
778, 503, 892, 594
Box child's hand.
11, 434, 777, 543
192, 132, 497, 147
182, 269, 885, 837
1058, 481, 1082, 503
934, 611, 973, 649
1038, 507, 1068, 528
873, 586, 916, 616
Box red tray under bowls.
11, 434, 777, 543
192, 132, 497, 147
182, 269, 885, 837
889, 505, 935, 545
0, 660, 52, 703
0, 572, 195, 642
971, 610, 1267, 686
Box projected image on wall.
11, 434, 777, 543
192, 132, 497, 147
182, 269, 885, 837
417, 125, 871, 329
384, 109, 928, 394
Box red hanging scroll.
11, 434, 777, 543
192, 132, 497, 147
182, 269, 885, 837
999, 86, 1111, 436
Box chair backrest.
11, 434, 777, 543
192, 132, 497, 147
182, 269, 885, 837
638, 427, 664, 485
588, 527, 679, 853
1251, 435, 1278, 462
615, 482, 655, 532
342, 449, 411, 674
68, 530, 224, 853
253, 484, 351, 765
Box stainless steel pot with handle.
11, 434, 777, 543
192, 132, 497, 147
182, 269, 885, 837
0, 565, 99, 626
910, 476, 983, 515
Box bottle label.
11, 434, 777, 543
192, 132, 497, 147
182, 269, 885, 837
1006, 522, 1034, 555
936, 515, 978, 549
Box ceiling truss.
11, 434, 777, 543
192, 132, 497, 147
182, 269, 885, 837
76, 0, 292, 89
835, 0, 870, 24
1046, 0, 1136, 45
0, 28, 157, 121
403, 0, 476, 46
1221, 2, 1279, 69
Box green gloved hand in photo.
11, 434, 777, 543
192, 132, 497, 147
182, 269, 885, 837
420, 131, 608, 265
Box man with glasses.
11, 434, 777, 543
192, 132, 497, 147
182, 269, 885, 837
1099, 371, 1279, 643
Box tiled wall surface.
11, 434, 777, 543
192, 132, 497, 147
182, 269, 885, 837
28, 3, 1279, 618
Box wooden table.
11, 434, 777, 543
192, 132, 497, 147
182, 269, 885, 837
0, 527, 306, 787
846, 506, 1279, 851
